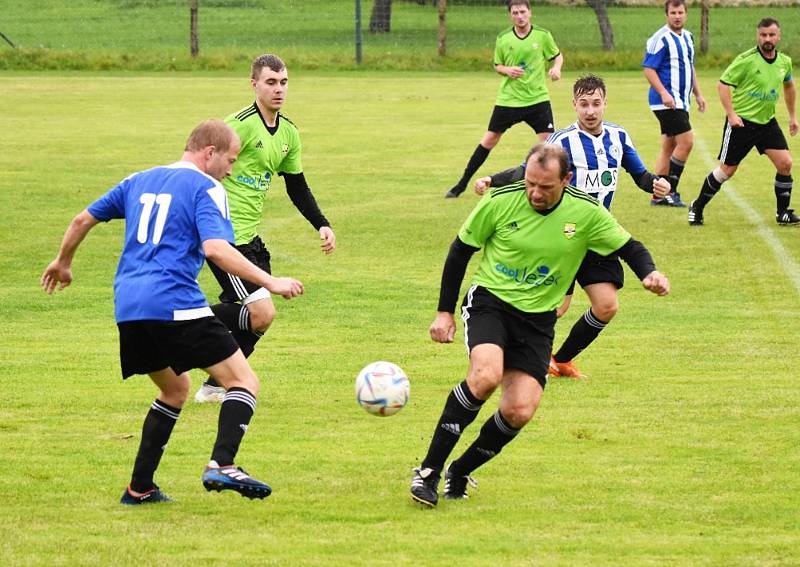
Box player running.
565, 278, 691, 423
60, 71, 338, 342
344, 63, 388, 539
474, 75, 671, 379
195, 54, 336, 403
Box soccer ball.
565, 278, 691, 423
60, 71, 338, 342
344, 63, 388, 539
355, 361, 410, 417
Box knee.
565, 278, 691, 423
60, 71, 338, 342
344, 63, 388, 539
466, 366, 502, 399
500, 403, 535, 429
777, 158, 793, 176
164, 374, 191, 408
248, 302, 275, 333
592, 300, 618, 323
481, 132, 501, 149
233, 369, 260, 398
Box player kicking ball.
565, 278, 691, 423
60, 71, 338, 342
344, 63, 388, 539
475, 75, 670, 379
41, 120, 304, 504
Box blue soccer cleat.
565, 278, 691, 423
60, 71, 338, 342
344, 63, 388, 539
120, 484, 174, 505
202, 461, 272, 499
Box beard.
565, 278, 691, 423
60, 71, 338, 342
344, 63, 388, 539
761, 42, 775, 53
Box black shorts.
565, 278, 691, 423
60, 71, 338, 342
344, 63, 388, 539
653, 109, 692, 136
118, 317, 238, 379
718, 117, 788, 166
488, 101, 555, 135
567, 251, 625, 295
460, 286, 557, 388
207, 236, 272, 304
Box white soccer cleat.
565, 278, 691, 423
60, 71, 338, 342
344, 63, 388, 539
194, 382, 225, 403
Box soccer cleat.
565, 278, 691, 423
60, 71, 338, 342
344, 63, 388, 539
194, 381, 225, 403
120, 484, 174, 505
445, 185, 464, 199
548, 356, 586, 379
443, 464, 477, 500
776, 209, 800, 225
410, 466, 440, 507
649, 194, 673, 206
688, 200, 704, 226
202, 461, 272, 499
668, 192, 687, 207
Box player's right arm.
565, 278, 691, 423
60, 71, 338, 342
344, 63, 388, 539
643, 67, 675, 109
203, 239, 303, 299
41, 209, 101, 294
718, 82, 743, 127
430, 238, 480, 343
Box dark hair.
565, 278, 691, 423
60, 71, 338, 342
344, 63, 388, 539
757, 17, 780, 30
573, 74, 606, 99
664, 0, 687, 13
508, 0, 530, 11
526, 143, 569, 179
251, 53, 286, 80
185, 119, 237, 153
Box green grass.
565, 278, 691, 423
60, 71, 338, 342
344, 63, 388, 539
2, 70, 800, 565
0, 1, 798, 70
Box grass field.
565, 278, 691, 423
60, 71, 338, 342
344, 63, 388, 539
2, 69, 800, 565
1, 1, 798, 70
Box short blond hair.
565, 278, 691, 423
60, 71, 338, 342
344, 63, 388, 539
185, 119, 237, 153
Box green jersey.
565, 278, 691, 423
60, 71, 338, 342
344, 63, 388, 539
458, 182, 631, 313
720, 47, 793, 124
494, 25, 559, 107
223, 103, 303, 245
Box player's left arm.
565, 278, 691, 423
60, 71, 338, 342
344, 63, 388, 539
621, 135, 671, 197
615, 238, 670, 296
282, 172, 336, 254
692, 67, 706, 112
784, 77, 798, 136
548, 52, 563, 82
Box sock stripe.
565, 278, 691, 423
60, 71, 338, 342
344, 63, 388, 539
224, 390, 256, 412
453, 384, 481, 412
775, 181, 793, 190
493, 412, 519, 437
583, 309, 607, 330
151, 400, 180, 420
238, 306, 250, 332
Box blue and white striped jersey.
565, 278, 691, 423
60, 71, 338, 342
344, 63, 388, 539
547, 121, 647, 210
642, 25, 696, 111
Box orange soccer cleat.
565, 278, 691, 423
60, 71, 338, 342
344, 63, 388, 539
548, 356, 586, 379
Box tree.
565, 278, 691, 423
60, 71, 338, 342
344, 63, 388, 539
700, 0, 709, 54
369, 0, 392, 33
190, 0, 199, 58
586, 0, 614, 51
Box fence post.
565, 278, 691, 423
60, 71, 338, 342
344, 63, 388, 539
438, 0, 447, 57
700, 0, 709, 55
190, 0, 199, 58
355, 0, 363, 65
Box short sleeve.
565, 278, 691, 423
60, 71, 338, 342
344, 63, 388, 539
720, 56, 744, 87
195, 182, 235, 244
586, 206, 632, 256
279, 128, 303, 175
543, 31, 559, 61
87, 176, 130, 222
458, 195, 496, 249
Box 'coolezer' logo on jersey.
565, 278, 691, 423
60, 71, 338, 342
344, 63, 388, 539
495, 263, 559, 286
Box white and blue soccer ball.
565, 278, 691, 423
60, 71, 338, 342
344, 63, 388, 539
355, 361, 410, 417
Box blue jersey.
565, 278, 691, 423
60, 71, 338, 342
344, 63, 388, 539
87, 161, 235, 323
547, 121, 647, 210
642, 25, 696, 111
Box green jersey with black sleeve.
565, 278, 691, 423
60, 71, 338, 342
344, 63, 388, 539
494, 25, 560, 108
458, 181, 631, 313
223, 103, 303, 245
720, 48, 793, 125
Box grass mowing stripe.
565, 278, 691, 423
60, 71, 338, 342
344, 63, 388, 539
694, 135, 800, 297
